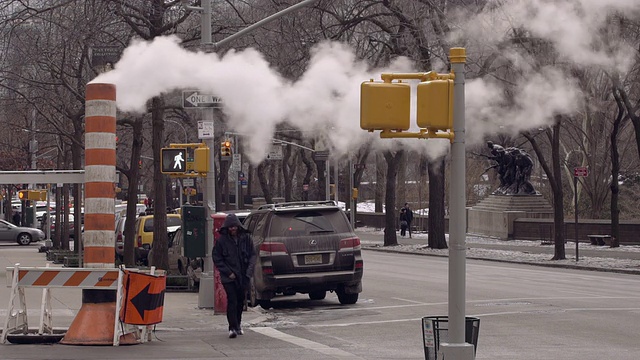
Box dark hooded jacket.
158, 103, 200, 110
212, 214, 257, 287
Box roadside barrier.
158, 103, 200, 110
3, 263, 165, 346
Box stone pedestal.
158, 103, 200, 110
467, 194, 553, 240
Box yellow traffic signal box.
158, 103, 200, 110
417, 79, 453, 131
18, 190, 46, 201
193, 147, 210, 173
360, 81, 410, 131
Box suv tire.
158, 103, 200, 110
336, 288, 358, 305
308, 291, 326, 300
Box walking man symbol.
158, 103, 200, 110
173, 152, 184, 170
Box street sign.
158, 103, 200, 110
266, 146, 283, 160
90, 46, 120, 67
574, 167, 588, 177
182, 90, 223, 108
182, 178, 194, 187
197, 121, 214, 139
161, 148, 187, 174
231, 154, 241, 171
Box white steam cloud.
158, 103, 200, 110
93, 0, 639, 164
92, 37, 415, 164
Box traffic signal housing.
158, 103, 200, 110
18, 190, 46, 201
221, 140, 232, 157
193, 147, 210, 173
160, 148, 187, 174
360, 80, 410, 131
416, 79, 454, 131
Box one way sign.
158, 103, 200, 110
182, 90, 223, 108
161, 148, 187, 174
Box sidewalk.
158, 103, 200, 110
355, 228, 640, 275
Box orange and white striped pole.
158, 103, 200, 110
61, 83, 123, 345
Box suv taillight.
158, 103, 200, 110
137, 236, 142, 247
117, 233, 122, 242
259, 242, 288, 256
339, 237, 361, 251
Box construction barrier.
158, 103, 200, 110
2, 264, 165, 346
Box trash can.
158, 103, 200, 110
422, 316, 480, 360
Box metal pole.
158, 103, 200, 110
235, 135, 239, 209
349, 159, 355, 228
334, 158, 339, 204
574, 176, 579, 262
441, 48, 474, 360
198, 0, 216, 309
325, 161, 330, 200
30, 110, 37, 228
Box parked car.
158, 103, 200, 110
0, 219, 45, 245
242, 200, 363, 309
148, 227, 202, 285
134, 214, 182, 264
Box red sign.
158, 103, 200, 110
574, 167, 589, 177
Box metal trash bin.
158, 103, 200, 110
422, 316, 480, 360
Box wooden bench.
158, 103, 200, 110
587, 235, 611, 246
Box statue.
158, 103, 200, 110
481, 141, 537, 195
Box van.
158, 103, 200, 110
134, 214, 181, 263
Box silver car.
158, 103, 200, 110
0, 219, 45, 245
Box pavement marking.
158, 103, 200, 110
392, 297, 427, 304
251, 327, 364, 359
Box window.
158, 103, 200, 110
268, 210, 350, 237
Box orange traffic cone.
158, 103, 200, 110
61, 302, 139, 345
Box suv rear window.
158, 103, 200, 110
268, 210, 351, 237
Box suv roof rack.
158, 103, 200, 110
257, 200, 338, 211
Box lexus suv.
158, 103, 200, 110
243, 201, 363, 308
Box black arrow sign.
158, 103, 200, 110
131, 283, 165, 320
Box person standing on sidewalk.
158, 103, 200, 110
399, 208, 409, 237
403, 203, 414, 238
212, 214, 257, 338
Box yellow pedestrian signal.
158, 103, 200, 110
416, 79, 454, 131
221, 140, 232, 157
360, 80, 410, 131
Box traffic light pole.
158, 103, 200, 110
441, 48, 474, 360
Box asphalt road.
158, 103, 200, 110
1, 241, 639, 359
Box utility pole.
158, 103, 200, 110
29, 110, 38, 228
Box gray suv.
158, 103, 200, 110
243, 201, 363, 308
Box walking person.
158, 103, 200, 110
212, 214, 256, 338
403, 203, 414, 238
399, 208, 409, 238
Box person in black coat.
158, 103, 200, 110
403, 203, 414, 238
212, 214, 256, 338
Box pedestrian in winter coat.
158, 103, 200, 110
399, 208, 409, 237
403, 203, 414, 238
212, 214, 257, 338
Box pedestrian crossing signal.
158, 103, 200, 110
221, 140, 232, 157
161, 148, 188, 174
18, 190, 28, 200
